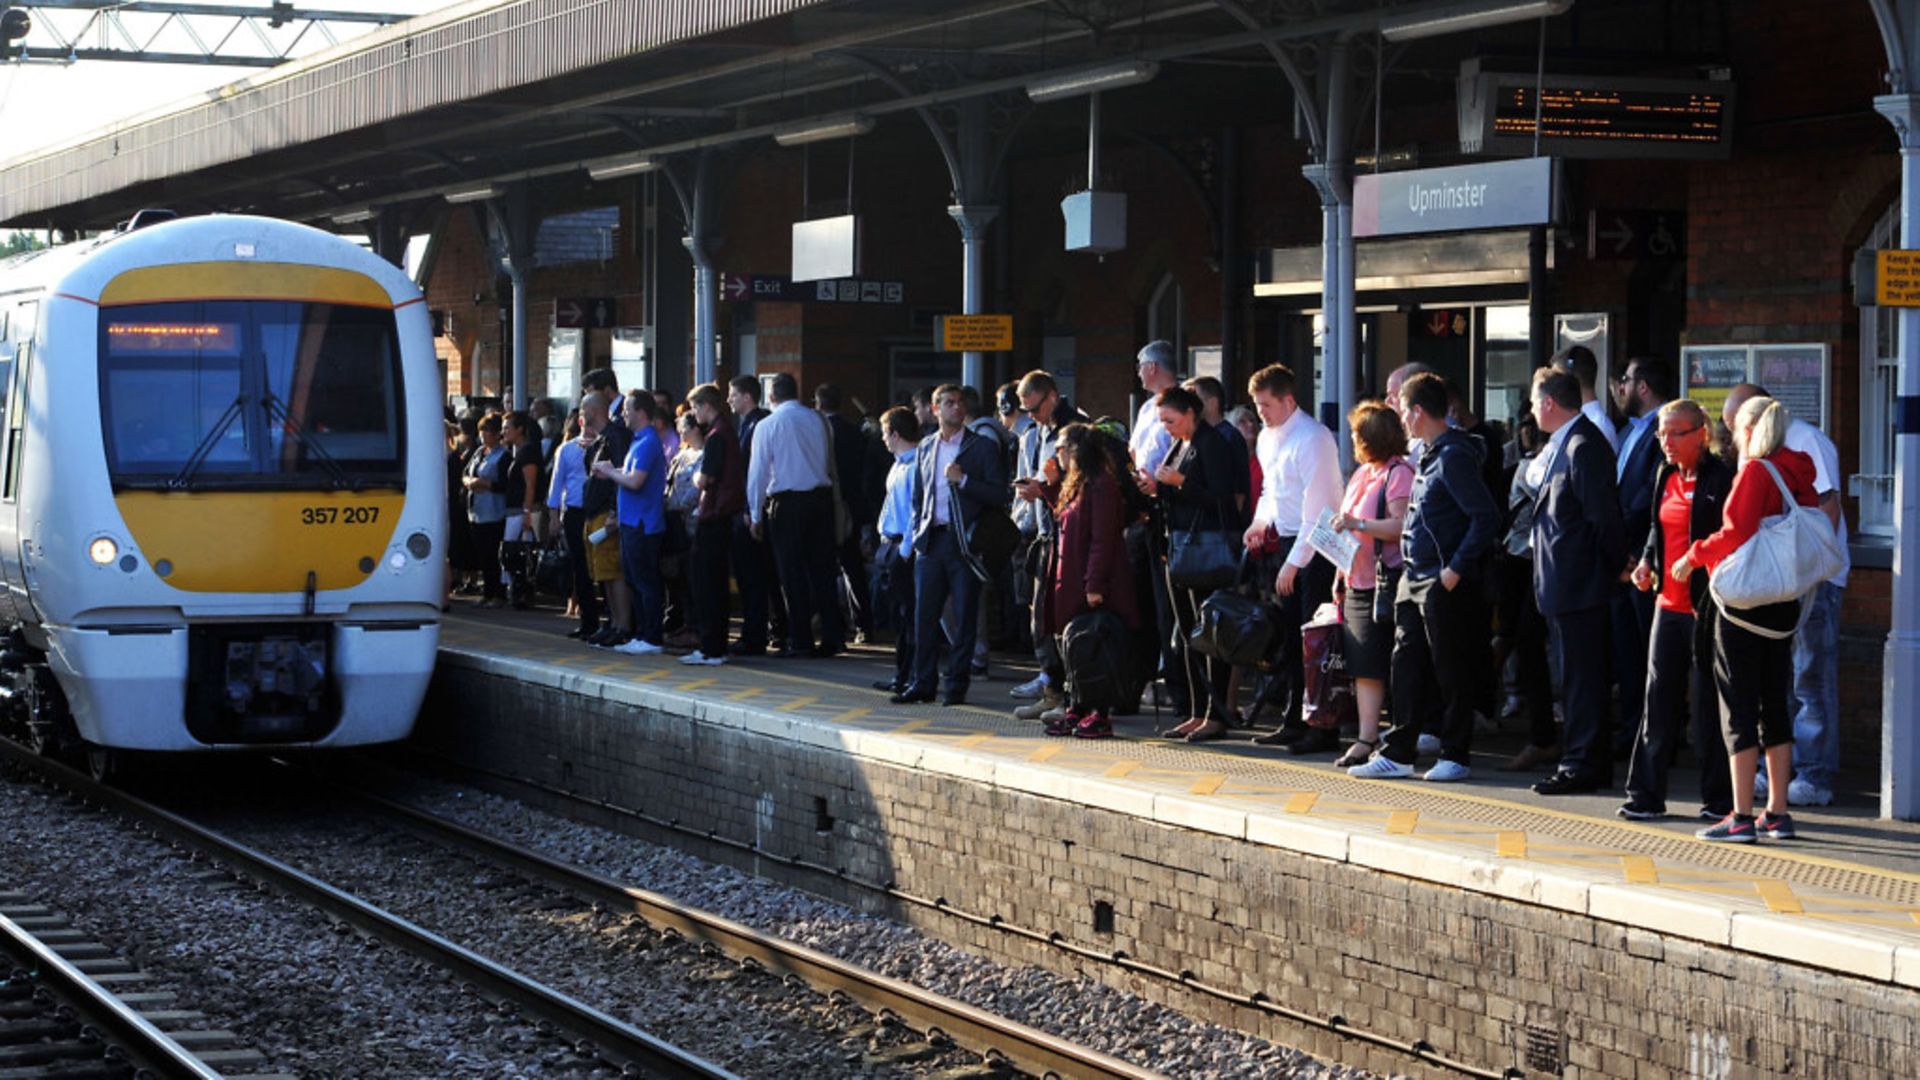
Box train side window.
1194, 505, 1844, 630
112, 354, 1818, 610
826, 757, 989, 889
4, 341, 29, 502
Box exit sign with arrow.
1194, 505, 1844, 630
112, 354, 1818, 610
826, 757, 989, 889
1586, 209, 1684, 261
554, 297, 618, 329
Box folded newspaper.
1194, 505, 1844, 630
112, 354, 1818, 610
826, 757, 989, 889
1306, 506, 1359, 574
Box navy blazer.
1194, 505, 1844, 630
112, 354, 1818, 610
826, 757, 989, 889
1532, 414, 1627, 617
909, 427, 1010, 552
1616, 416, 1664, 555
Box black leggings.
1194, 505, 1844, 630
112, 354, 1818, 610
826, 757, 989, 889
469, 519, 506, 600
1713, 602, 1796, 755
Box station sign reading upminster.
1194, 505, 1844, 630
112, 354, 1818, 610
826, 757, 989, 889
1353, 157, 1557, 239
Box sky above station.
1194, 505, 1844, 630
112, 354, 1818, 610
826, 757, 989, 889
0, 0, 446, 159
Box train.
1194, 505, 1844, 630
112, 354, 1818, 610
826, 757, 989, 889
0, 213, 446, 775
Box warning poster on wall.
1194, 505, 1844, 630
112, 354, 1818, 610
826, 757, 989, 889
1681, 345, 1749, 425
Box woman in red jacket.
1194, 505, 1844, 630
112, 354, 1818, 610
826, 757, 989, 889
1672, 396, 1819, 843
1039, 424, 1139, 738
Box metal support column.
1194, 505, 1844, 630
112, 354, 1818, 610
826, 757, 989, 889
1875, 90, 1920, 819
949, 100, 997, 393
486, 185, 534, 411
684, 152, 718, 388
1304, 35, 1355, 467
369, 209, 408, 269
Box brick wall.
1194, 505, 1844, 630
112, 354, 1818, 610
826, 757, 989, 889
421, 666, 1920, 1080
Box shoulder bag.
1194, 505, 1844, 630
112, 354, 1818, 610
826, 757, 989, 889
1708, 458, 1845, 639
1164, 445, 1238, 592
1370, 461, 1412, 626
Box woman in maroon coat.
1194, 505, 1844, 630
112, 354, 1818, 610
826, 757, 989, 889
1040, 424, 1138, 737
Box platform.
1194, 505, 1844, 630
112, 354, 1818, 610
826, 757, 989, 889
423, 602, 1920, 1078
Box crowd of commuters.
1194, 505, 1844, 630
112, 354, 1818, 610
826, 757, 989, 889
447, 340, 1852, 843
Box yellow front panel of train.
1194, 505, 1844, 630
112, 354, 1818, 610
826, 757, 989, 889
114, 491, 405, 592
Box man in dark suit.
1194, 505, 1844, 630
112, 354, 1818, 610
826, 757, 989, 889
1530, 366, 1628, 794
896, 384, 1011, 707
816, 383, 876, 643
728, 374, 786, 655
1608, 357, 1672, 759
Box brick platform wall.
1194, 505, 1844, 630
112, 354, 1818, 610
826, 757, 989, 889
418, 665, 1917, 1079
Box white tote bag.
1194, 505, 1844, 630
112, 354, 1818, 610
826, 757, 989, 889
1707, 459, 1844, 639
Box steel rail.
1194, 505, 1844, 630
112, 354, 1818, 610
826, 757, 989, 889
0, 910, 223, 1080
334, 780, 1163, 1080
0, 738, 739, 1080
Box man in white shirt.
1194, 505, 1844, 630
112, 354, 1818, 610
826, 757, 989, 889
1132, 340, 1179, 474
1722, 384, 1849, 807
1242, 362, 1343, 741
747, 372, 845, 658
1130, 340, 1183, 711
1551, 345, 1621, 453
871, 406, 922, 695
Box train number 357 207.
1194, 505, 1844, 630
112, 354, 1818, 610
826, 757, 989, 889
299, 506, 381, 525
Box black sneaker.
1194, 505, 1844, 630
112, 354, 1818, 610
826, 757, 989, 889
1616, 801, 1666, 821
1756, 812, 1796, 840
1696, 813, 1757, 843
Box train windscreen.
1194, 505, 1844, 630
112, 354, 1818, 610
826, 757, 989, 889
99, 300, 405, 489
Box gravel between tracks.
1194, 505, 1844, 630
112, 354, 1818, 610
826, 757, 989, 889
390, 772, 1383, 1080
191, 793, 986, 1079
0, 762, 619, 1079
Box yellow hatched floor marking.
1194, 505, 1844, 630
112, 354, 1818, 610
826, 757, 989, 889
726, 687, 764, 701
954, 733, 996, 749
635, 669, 675, 683
1105, 761, 1141, 779
831, 707, 872, 723
1189, 775, 1226, 796
776, 696, 819, 713
1211, 780, 1307, 798
1029, 744, 1068, 763
1285, 792, 1319, 814
1754, 880, 1804, 915
589, 662, 625, 674
1386, 810, 1419, 835
678, 678, 718, 691
892, 719, 932, 735
1497, 832, 1528, 858
1621, 855, 1660, 884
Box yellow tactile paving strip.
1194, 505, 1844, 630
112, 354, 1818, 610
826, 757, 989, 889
438, 616, 1920, 985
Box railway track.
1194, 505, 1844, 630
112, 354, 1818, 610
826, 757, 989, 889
0, 737, 739, 1080
0, 893, 265, 1080
318, 775, 1160, 1080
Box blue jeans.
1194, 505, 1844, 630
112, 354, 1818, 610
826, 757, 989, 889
621, 525, 665, 646
1790, 580, 1843, 789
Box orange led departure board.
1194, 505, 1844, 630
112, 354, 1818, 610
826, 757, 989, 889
1460, 64, 1735, 160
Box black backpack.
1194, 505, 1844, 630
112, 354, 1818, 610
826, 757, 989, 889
1061, 610, 1131, 711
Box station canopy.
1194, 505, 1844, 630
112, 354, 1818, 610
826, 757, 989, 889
0, 0, 1526, 230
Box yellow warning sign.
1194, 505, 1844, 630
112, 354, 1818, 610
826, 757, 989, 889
1877, 249, 1920, 306
937, 314, 1013, 352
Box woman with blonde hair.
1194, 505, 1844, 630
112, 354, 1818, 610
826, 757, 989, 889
1673, 396, 1819, 843
1320, 400, 1414, 764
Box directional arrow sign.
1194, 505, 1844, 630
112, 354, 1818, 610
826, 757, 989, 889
720, 273, 749, 301
554, 297, 617, 328
555, 299, 583, 327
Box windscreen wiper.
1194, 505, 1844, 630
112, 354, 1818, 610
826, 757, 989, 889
168, 393, 246, 490
262, 391, 353, 490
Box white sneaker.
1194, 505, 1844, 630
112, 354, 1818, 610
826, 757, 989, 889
1348, 756, 1414, 780
615, 639, 663, 656
1423, 760, 1471, 783
1010, 674, 1048, 700
679, 650, 725, 666
1416, 733, 1442, 757
1786, 778, 1833, 807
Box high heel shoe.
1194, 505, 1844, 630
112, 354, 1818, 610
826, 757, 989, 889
1183, 719, 1229, 743
1333, 738, 1378, 769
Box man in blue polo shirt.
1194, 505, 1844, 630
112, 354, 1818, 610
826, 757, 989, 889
593, 389, 667, 656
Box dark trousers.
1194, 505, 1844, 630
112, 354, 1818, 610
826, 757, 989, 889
470, 519, 505, 600
561, 507, 597, 633
767, 488, 845, 654
731, 516, 788, 651
620, 526, 664, 645
1713, 604, 1796, 755
1550, 604, 1613, 782
689, 521, 732, 658
883, 547, 915, 688
1136, 523, 1187, 709
1609, 582, 1657, 756
1625, 607, 1731, 814
1257, 545, 1334, 729
835, 530, 875, 638
1385, 574, 1487, 766
912, 527, 980, 693
1500, 553, 1555, 746
1172, 586, 1229, 722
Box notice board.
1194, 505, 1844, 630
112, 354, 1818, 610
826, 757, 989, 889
1680, 343, 1831, 433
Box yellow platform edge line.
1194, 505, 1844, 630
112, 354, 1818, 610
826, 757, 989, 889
1621, 855, 1660, 885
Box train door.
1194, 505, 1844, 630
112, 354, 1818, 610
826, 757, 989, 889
0, 299, 36, 624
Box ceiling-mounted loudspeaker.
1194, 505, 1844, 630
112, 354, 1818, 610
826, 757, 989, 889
1062, 191, 1125, 254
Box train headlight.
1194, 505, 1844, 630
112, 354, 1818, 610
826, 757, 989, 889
406, 531, 433, 560
87, 536, 118, 565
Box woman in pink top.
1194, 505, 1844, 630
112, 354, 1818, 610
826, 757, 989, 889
1321, 401, 1415, 766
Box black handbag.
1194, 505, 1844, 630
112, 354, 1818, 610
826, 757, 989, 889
533, 543, 572, 597
1189, 553, 1277, 668
1167, 509, 1237, 592
1368, 461, 1412, 626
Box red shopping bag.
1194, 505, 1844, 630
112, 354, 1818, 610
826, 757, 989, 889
1301, 602, 1357, 731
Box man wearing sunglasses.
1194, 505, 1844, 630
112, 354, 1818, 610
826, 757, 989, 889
1611, 358, 1676, 760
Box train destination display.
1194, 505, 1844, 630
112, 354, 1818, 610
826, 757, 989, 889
1460, 65, 1735, 159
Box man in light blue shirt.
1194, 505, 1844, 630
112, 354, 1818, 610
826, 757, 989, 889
872, 406, 921, 694
594, 390, 667, 654
547, 395, 599, 638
